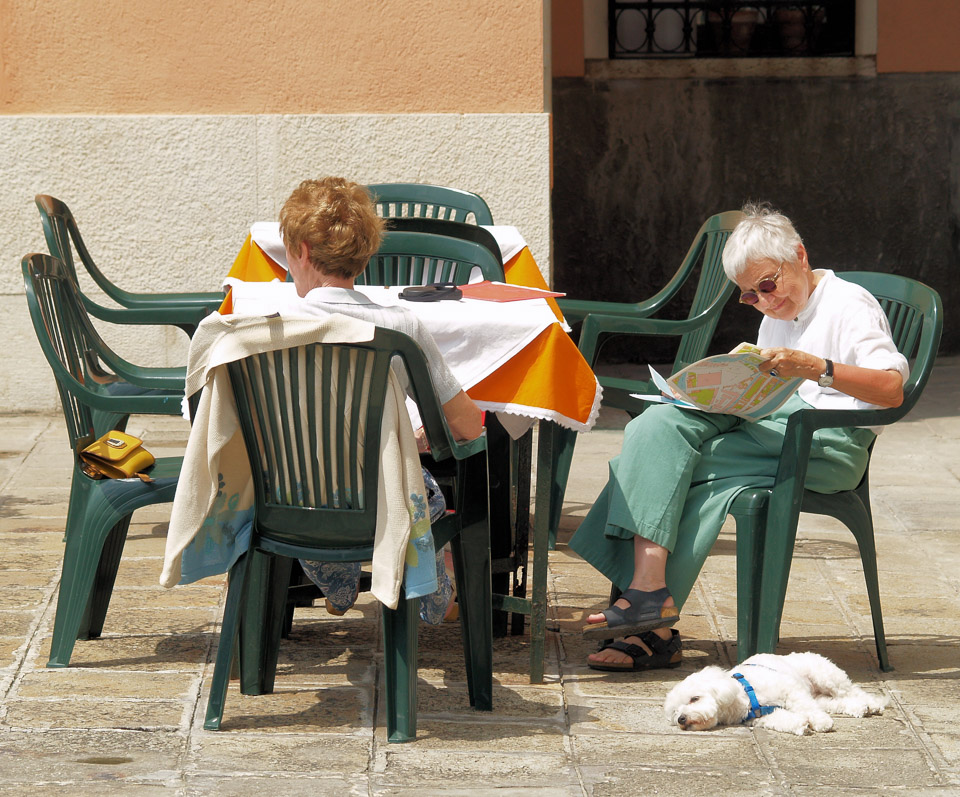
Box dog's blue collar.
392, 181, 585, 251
732, 670, 778, 721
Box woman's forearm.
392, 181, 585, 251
828, 362, 903, 408
759, 347, 904, 408
442, 390, 484, 441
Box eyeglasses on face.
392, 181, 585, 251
739, 263, 784, 305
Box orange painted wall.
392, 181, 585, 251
0, 0, 545, 114
877, 0, 960, 74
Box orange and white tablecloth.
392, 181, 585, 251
220, 226, 601, 434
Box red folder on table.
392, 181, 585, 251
458, 281, 565, 302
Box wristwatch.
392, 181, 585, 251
818, 358, 834, 388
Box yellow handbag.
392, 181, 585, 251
78, 431, 156, 483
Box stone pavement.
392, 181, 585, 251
1, 359, 959, 795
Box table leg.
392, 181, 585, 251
529, 420, 553, 685
485, 416, 513, 637
511, 430, 531, 636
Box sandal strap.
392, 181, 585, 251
601, 587, 673, 627
639, 629, 681, 656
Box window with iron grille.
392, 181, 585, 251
609, 1, 855, 59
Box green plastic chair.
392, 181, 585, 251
358, 229, 504, 286
35, 195, 224, 338
203, 328, 493, 741
385, 217, 504, 269
21, 254, 184, 668
367, 183, 494, 226
548, 211, 745, 544
731, 271, 943, 672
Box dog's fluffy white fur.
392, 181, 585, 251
663, 652, 888, 735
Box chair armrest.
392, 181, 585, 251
93, 344, 187, 392
578, 309, 724, 367
109, 290, 225, 310
558, 295, 666, 326
763, 403, 904, 542
82, 296, 216, 329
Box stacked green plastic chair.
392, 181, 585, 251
731, 271, 942, 672
548, 211, 745, 544
358, 229, 503, 286
35, 195, 224, 338
203, 328, 493, 741
21, 254, 184, 667
367, 183, 494, 226
385, 217, 503, 269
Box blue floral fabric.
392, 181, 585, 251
299, 467, 454, 624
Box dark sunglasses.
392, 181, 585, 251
739, 263, 784, 305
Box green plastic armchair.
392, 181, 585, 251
22, 254, 184, 668
35, 195, 224, 338
203, 328, 493, 742
731, 271, 943, 671
367, 183, 494, 226
358, 229, 504, 286
547, 211, 744, 544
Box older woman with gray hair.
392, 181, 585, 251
570, 203, 909, 672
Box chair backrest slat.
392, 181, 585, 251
229, 335, 422, 550
21, 254, 122, 448
357, 230, 504, 287
838, 271, 943, 409
367, 183, 494, 226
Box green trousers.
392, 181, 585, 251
568, 395, 875, 608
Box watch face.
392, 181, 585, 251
819, 375, 834, 387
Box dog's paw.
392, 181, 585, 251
809, 713, 835, 733
832, 690, 888, 717
865, 692, 889, 715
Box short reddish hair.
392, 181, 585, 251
279, 177, 384, 279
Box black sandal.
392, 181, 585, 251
587, 630, 682, 672
582, 587, 679, 639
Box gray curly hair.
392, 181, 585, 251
722, 203, 804, 281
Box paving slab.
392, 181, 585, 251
0, 357, 959, 794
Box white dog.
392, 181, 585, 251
663, 652, 888, 736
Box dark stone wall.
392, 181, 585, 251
552, 73, 959, 360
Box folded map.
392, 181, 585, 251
632, 343, 803, 421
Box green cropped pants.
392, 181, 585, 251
568, 394, 875, 608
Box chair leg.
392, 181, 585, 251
451, 518, 493, 711
755, 513, 801, 656
849, 525, 892, 672
382, 589, 419, 743
48, 476, 132, 668
204, 552, 251, 731
731, 506, 765, 663
546, 425, 577, 551
78, 515, 131, 640
239, 553, 293, 694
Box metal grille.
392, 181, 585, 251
609, 1, 855, 59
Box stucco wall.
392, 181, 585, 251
0, 2, 552, 415
1, 113, 551, 413
552, 73, 959, 361
1, 1, 545, 114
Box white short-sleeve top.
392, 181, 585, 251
756, 269, 910, 414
